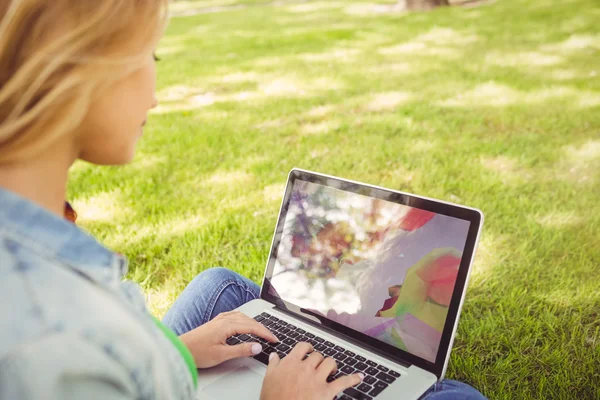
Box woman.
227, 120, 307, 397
0, 1, 485, 399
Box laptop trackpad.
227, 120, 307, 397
203, 366, 263, 399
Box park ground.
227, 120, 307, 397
69, 0, 600, 398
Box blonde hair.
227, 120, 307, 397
0, 0, 169, 163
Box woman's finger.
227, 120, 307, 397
219, 310, 241, 318
229, 321, 279, 343
288, 342, 314, 360
304, 351, 325, 370
230, 312, 272, 330
222, 341, 264, 361
316, 356, 338, 380
328, 373, 364, 397
266, 352, 280, 375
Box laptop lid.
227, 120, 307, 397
260, 169, 483, 379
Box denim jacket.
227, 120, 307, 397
0, 188, 195, 400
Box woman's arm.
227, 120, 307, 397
0, 332, 136, 400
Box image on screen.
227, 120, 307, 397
269, 180, 471, 362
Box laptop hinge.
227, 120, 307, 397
273, 305, 411, 369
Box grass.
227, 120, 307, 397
67, 0, 600, 398
169, 0, 274, 14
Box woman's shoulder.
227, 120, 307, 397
0, 244, 47, 365
0, 233, 186, 399
0, 330, 138, 400
0, 229, 147, 362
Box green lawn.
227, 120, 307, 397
68, 0, 600, 398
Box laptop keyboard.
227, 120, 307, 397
226, 312, 401, 400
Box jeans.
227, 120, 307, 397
163, 268, 486, 400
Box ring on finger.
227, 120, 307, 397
317, 357, 338, 377
305, 351, 324, 368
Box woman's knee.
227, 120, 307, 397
189, 267, 239, 290
162, 267, 259, 333
425, 379, 486, 400
188, 267, 260, 315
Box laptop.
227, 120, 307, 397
196, 168, 484, 400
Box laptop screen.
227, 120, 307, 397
267, 179, 471, 363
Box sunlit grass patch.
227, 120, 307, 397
485, 51, 564, 67
439, 82, 600, 109
284, 1, 346, 13
555, 139, 600, 184
365, 91, 413, 111
73, 190, 129, 224
300, 120, 341, 136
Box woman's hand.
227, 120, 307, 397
260, 342, 364, 400
180, 310, 278, 369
